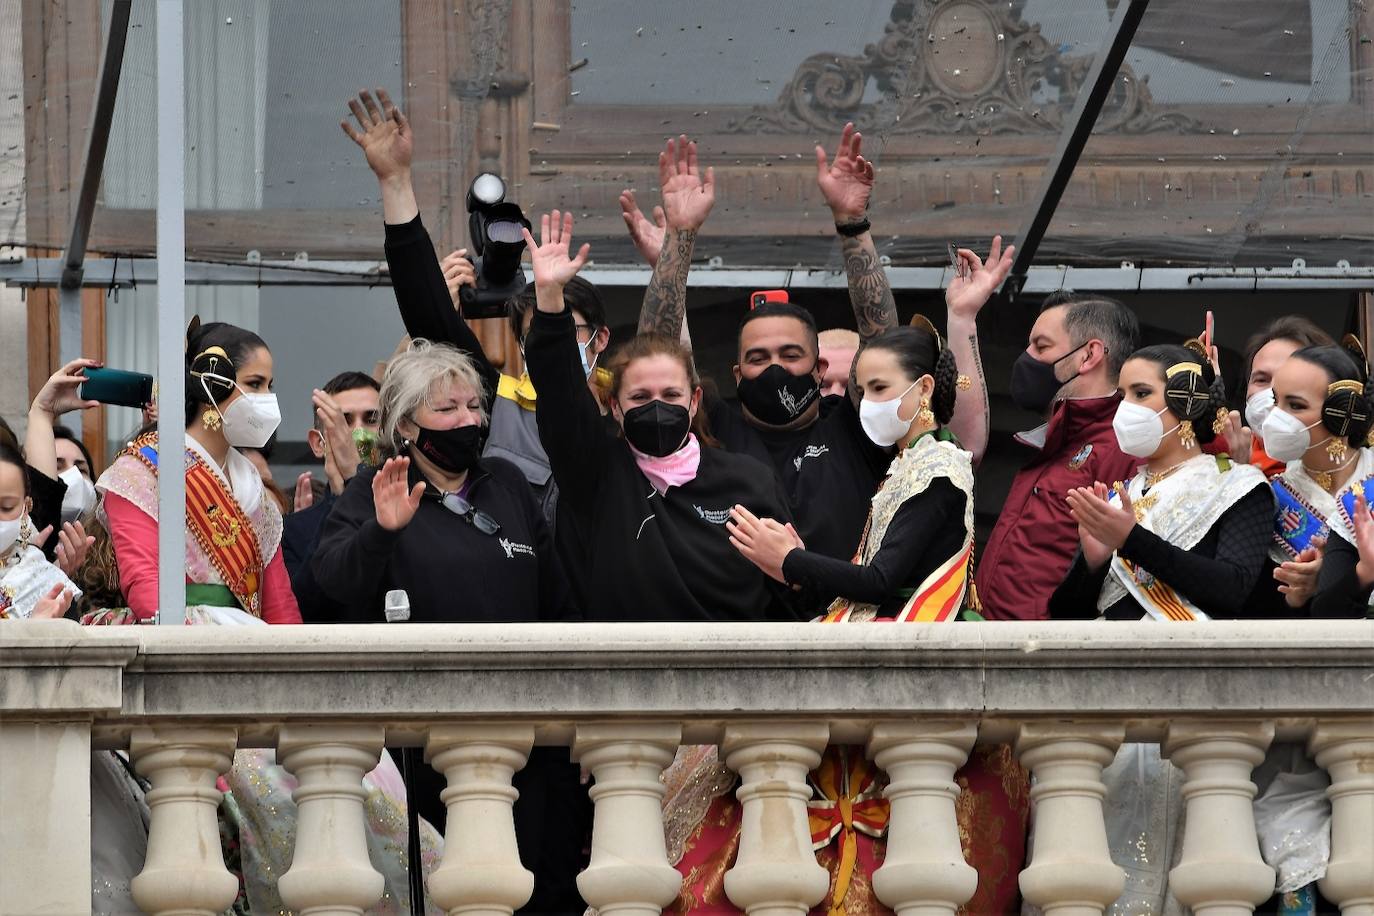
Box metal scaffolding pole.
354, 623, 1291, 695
156, 0, 186, 626
1006, 0, 1151, 296
57, 0, 132, 434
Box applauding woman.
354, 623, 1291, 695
521, 210, 798, 622
1051, 342, 1273, 620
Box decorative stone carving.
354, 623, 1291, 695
726, 0, 1200, 136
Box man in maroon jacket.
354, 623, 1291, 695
975, 294, 1142, 620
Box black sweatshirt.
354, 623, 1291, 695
524, 307, 800, 622
782, 476, 967, 617
1050, 483, 1274, 620
1309, 532, 1374, 618
706, 392, 890, 564
311, 457, 570, 623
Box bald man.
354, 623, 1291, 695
817, 328, 860, 398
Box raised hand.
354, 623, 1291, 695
1352, 495, 1374, 588
54, 521, 93, 580
372, 456, 425, 532
946, 236, 1015, 320
1067, 484, 1134, 568
32, 358, 101, 419
816, 122, 875, 224
1222, 410, 1254, 463
618, 189, 667, 268
294, 471, 315, 512
440, 249, 477, 306
727, 505, 797, 584
313, 389, 360, 494
658, 135, 715, 232
341, 88, 412, 182
30, 582, 74, 620
521, 210, 591, 293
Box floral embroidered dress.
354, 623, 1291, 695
663, 433, 1030, 916
91, 431, 443, 914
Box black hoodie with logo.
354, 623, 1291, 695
524, 307, 801, 622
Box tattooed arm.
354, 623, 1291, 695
945, 236, 1015, 465
635, 135, 715, 347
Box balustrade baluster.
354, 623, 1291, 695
573, 723, 684, 915
1164, 721, 1277, 916
129, 726, 240, 916
721, 722, 830, 916
1015, 723, 1127, 916
425, 725, 536, 916
1310, 723, 1374, 916
277, 725, 386, 915
868, 721, 979, 916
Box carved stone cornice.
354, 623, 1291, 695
726, 0, 1201, 136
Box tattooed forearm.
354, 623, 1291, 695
638, 228, 696, 339
839, 233, 897, 341
970, 332, 990, 439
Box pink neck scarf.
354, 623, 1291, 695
630, 433, 701, 495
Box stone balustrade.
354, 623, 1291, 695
1, 618, 1371, 915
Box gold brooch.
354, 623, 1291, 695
956, 374, 972, 391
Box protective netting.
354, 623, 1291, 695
4, 0, 1371, 269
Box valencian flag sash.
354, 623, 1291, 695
1272, 477, 1331, 559
125, 433, 264, 617
805, 745, 890, 916
1336, 474, 1374, 539
822, 541, 972, 624
1107, 482, 1210, 622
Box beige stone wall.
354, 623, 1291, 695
0, 0, 27, 432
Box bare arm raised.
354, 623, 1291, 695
945, 236, 1014, 464
635, 136, 715, 348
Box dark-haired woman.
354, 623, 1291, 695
0, 440, 81, 619
96, 320, 300, 624
1048, 343, 1274, 915
1051, 343, 1273, 622
666, 323, 1028, 915
522, 210, 798, 622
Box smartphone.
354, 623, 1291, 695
80, 367, 154, 408
1204, 310, 1215, 351
947, 242, 967, 280
750, 289, 789, 310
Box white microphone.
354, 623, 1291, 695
384, 589, 411, 623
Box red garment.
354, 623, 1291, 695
977, 395, 1140, 621
104, 491, 302, 624
1250, 436, 1287, 480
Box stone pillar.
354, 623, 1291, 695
1015, 723, 1127, 916
721, 722, 830, 916
425, 724, 535, 916
1164, 721, 1277, 916
1310, 723, 1374, 916
868, 721, 979, 916
276, 725, 387, 915
130, 726, 240, 916
0, 721, 93, 915
573, 723, 684, 915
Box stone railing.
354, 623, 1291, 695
2, 618, 1371, 916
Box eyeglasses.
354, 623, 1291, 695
440, 492, 501, 535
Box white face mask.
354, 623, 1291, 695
204, 376, 281, 450
58, 466, 96, 524
1113, 400, 1178, 458
859, 379, 922, 448
1244, 387, 1275, 434
578, 339, 599, 378
1260, 407, 1324, 463
0, 514, 26, 556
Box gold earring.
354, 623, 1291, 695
1177, 420, 1197, 450
1212, 407, 1229, 437
917, 397, 935, 427
956, 374, 972, 391
1326, 437, 1349, 463
17, 514, 31, 550
201, 407, 222, 431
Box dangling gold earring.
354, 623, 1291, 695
916, 397, 935, 428
1212, 407, 1229, 437
1326, 437, 1349, 463
17, 514, 31, 550
201, 407, 222, 431
1177, 420, 1197, 450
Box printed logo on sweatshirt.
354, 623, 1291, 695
499, 538, 536, 559
793, 444, 830, 472
693, 505, 732, 525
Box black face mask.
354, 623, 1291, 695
1009, 343, 1088, 415
621, 400, 691, 457
736, 363, 821, 426
411, 424, 483, 474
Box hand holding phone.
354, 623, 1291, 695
80, 367, 155, 409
